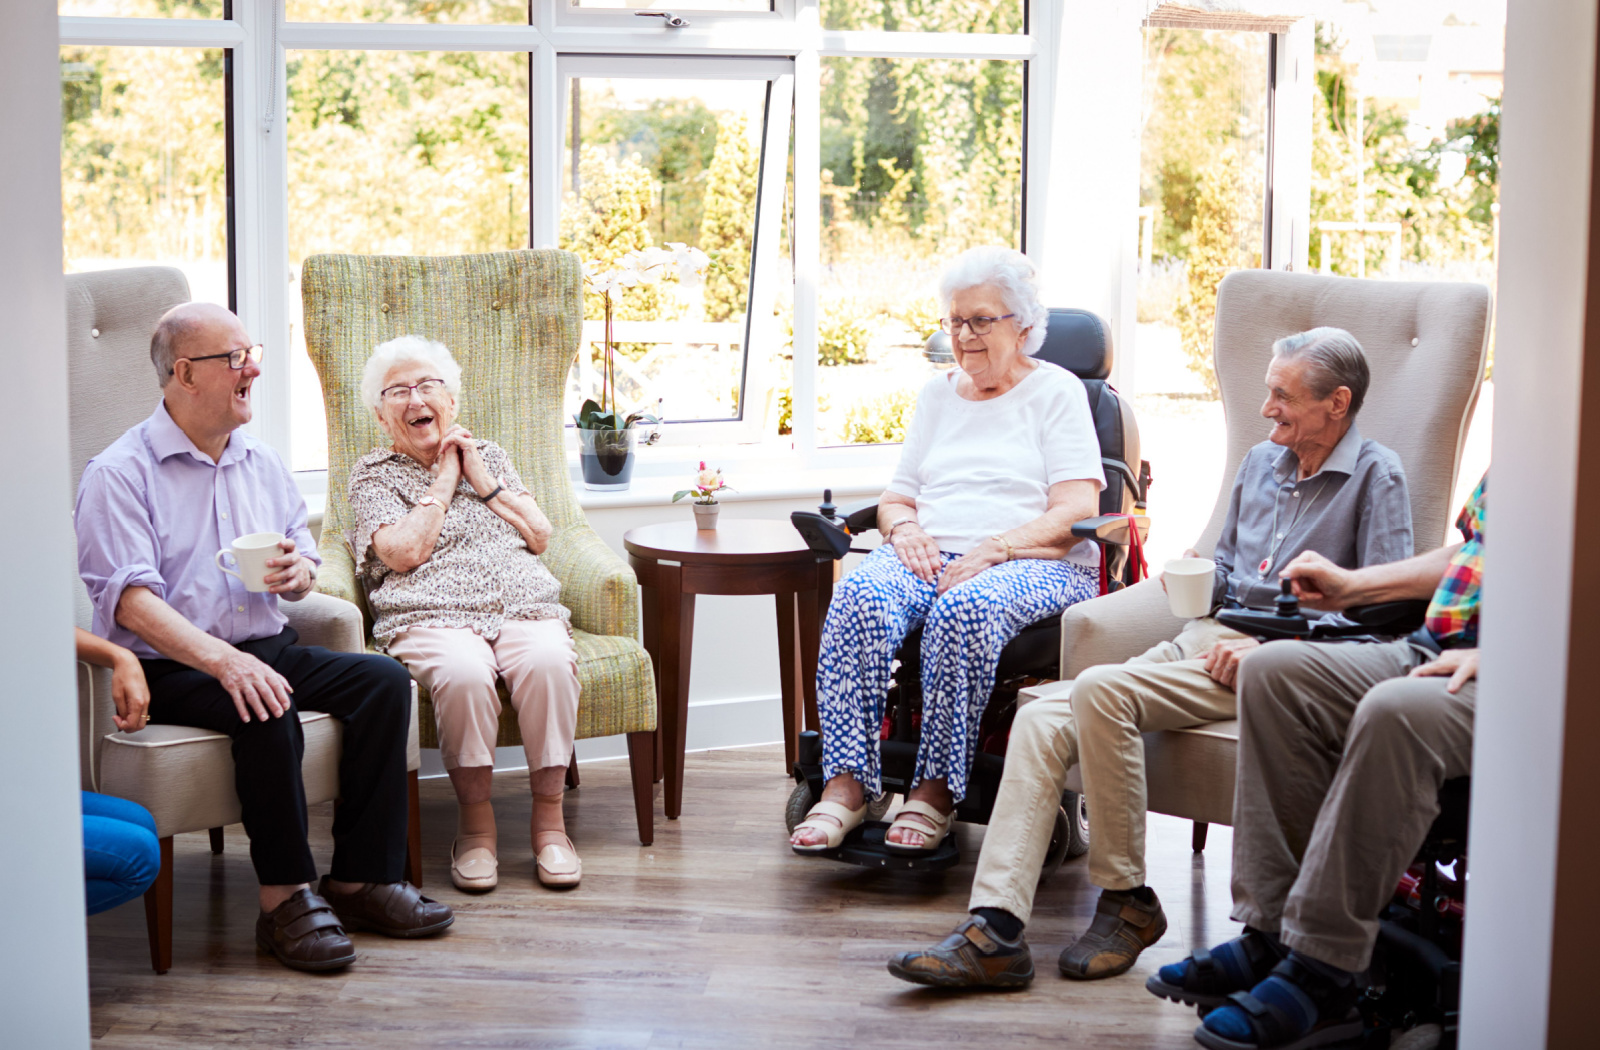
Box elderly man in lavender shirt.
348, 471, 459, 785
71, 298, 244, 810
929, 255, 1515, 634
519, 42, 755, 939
75, 303, 452, 973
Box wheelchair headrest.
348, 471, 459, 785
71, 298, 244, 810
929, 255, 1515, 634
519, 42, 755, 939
1036, 308, 1112, 380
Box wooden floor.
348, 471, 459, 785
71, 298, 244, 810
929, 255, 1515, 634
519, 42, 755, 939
86, 746, 1237, 1049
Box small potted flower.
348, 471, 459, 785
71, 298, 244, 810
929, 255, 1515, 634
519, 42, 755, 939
672, 462, 732, 530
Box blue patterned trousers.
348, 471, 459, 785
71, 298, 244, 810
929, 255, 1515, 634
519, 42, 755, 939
816, 544, 1100, 803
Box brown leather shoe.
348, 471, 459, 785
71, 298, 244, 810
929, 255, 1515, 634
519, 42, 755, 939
317, 878, 455, 939
886, 916, 1035, 989
254, 889, 356, 972
1058, 888, 1168, 980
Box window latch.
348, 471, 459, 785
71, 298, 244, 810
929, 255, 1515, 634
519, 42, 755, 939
635, 10, 691, 28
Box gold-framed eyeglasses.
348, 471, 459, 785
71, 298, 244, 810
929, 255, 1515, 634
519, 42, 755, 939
380, 378, 448, 404
940, 313, 1016, 336
173, 343, 263, 373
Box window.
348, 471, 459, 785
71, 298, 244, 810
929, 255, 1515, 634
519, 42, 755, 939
286, 48, 531, 470
285, 1, 528, 24
820, 0, 1023, 35
814, 55, 1024, 447
59, 44, 231, 308
60, 0, 222, 16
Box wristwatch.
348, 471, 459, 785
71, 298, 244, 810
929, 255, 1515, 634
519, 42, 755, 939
417, 494, 444, 511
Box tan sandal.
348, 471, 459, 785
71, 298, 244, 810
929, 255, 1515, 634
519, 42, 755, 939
791, 799, 868, 853
535, 833, 582, 888
885, 800, 955, 854
449, 839, 498, 893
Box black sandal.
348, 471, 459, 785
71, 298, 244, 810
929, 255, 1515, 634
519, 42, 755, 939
1192, 956, 1363, 1050
1145, 927, 1285, 1011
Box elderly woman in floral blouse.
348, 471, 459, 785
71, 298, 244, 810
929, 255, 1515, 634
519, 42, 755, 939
348, 336, 581, 893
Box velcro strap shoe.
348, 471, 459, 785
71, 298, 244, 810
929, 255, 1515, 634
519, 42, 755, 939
255, 889, 356, 972
1058, 888, 1168, 980
887, 916, 1034, 989
317, 877, 455, 939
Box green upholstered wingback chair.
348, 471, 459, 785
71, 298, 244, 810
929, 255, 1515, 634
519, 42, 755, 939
301, 249, 657, 845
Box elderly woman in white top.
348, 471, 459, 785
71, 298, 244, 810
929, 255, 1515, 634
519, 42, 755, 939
790, 246, 1107, 855
347, 336, 582, 893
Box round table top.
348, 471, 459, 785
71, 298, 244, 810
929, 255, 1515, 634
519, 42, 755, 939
623, 518, 822, 565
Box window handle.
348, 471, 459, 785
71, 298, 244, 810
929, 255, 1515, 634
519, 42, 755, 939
636, 10, 691, 28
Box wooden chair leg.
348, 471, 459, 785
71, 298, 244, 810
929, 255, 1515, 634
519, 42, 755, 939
405, 769, 423, 887
1192, 821, 1209, 852
208, 827, 224, 854
565, 748, 580, 790
626, 731, 656, 847
143, 836, 174, 974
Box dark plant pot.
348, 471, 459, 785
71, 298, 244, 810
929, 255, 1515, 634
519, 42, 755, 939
577, 427, 637, 491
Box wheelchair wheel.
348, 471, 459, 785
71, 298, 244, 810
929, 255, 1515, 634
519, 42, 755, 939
1063, 789, 1090, 859
783, 781, 893, 833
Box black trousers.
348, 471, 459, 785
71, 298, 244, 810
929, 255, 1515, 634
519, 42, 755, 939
141, 628, 413, 886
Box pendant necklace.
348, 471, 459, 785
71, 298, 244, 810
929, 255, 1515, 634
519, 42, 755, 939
1258, 478, 1325, 578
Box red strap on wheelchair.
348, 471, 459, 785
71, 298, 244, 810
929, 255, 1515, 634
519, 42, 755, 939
1098, 514, 1148, 596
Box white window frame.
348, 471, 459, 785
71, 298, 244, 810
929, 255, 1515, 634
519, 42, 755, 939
553, 0, 793, 31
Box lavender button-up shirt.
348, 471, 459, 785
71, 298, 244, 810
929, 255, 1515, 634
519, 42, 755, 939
75, 402, 320, 660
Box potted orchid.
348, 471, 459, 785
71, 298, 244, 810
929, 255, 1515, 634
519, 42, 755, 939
672, 461, 732, 530
575, 243, 714, 491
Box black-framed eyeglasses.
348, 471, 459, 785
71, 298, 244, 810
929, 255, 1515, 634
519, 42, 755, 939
380, 378, 448, 404
940, 313, 1016, 336
172, 344, 263, 374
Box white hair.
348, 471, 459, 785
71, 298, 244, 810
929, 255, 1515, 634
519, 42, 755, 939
360, 336, 463, 429
938, 246, 1050, 356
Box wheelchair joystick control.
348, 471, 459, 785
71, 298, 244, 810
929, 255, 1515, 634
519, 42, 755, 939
1275, 578, 1301, 618
819, 489, 837, 521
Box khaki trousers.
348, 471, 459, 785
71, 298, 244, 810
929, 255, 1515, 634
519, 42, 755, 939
388, 619, 580, 773
1230, 639, 1475, 973
969, 617, 1244, 922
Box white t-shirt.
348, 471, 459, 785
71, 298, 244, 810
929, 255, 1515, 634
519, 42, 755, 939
886, 359, 1107, 567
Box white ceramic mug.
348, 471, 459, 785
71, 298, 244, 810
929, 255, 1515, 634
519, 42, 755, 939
216, 531, 286, 593
1164, 557, 1217, 619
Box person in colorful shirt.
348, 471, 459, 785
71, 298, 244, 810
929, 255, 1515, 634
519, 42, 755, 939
1147, 474, 1487, 1050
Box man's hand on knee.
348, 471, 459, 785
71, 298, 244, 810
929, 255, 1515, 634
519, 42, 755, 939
1202, 636, 1261, 690
1409, 647, 1479, 693
210, 647, 294, 722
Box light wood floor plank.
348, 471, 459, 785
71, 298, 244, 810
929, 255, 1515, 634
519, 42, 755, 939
86, 745, 1237, 1048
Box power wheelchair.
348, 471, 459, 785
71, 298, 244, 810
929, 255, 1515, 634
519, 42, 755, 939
787, 308, 1152, 874
1216, 585, 1468, 1050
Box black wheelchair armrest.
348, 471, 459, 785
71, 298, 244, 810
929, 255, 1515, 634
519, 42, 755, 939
1343, 600, 1430, 634
841, 498, 880, 534
1070, 514, 1150, 547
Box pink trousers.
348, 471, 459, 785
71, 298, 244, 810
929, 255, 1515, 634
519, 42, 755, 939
389, 619, 579, 772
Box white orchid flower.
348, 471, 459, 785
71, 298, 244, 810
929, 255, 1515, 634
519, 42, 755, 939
674, 246, 712, 287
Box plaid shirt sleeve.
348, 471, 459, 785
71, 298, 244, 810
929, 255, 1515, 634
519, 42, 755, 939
1423, 473, 1486, 648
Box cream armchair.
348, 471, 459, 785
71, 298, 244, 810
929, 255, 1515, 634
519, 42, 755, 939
1055, 269, 1491, 847
67, 267, 422, 974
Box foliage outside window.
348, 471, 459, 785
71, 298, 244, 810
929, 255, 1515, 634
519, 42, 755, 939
285, 0, 528, 23
812, 55, 1024, 446
60, 45, 230, 307
821, 0, 1023, 34
59, 0, 221, 16
286, 49, 531, 470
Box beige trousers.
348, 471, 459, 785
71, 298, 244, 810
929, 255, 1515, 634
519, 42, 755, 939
969, 617, 1244, 922
1231, 639, 1475, 973
388, 619, 580, 772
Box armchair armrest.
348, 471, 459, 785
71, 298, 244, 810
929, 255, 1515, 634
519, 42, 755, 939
1059, 577, 1179, 678
315, 538, 363, 611
1071, 514, 1151, 546
542, 524, 638, 639
283, 590, 367, 654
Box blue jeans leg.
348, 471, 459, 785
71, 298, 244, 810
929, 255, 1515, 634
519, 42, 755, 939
82, 791, 161, 916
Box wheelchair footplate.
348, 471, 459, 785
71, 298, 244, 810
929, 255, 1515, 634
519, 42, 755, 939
803, 821, 961, 872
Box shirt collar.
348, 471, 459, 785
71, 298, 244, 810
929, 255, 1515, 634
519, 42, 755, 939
1272, 422, 1363, 483
147, 400, 255, 467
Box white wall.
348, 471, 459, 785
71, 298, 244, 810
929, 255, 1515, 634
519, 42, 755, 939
0, 6, 91, 1047
1458, 0, 1594, 1044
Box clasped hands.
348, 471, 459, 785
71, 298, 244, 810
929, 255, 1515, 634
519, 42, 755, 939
430, 423, 500, 499
890, 522, 1008, 595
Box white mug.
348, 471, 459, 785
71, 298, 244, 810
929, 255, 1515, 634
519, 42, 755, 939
216, 531, 287, 593
1164, 557, 1217, 619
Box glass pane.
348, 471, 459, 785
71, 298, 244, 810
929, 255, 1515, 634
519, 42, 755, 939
59, 1, 221, 16
571, 1, 771, 10
822, 0, 1022, 34
561, 76, 768, 426
286, 1, 528, 24
286, 50, 530, 470
60, 45, 229, 307
815, 56, 1024, 447
1137, 28, 1269, 398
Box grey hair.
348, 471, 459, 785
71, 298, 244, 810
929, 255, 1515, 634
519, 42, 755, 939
361, 335, 463, 428
150, 310, 204, 385
938, 246, 1050, 356
1272, 327, 1371, 416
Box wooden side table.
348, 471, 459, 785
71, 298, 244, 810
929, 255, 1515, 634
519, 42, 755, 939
624, 519, 834, 820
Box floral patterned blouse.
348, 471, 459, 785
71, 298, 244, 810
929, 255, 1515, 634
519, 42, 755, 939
348, 440, 569, 649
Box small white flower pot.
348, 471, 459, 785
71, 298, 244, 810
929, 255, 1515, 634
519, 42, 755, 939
693, 503, 720, 530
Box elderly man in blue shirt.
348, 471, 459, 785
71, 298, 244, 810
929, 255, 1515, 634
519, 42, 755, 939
75, 302, 453, 973
888, 326, 1415, 990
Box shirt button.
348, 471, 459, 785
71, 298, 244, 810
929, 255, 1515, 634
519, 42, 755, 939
221, 512, 229, 520
1293, 491, 1301, 498
1277, 532, 1284, 538
237, 605, 245, 612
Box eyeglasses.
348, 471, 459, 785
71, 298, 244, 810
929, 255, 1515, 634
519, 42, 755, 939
940, 314, 1016, 336
172, 343, 264, 373
380, 378, 448, 404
